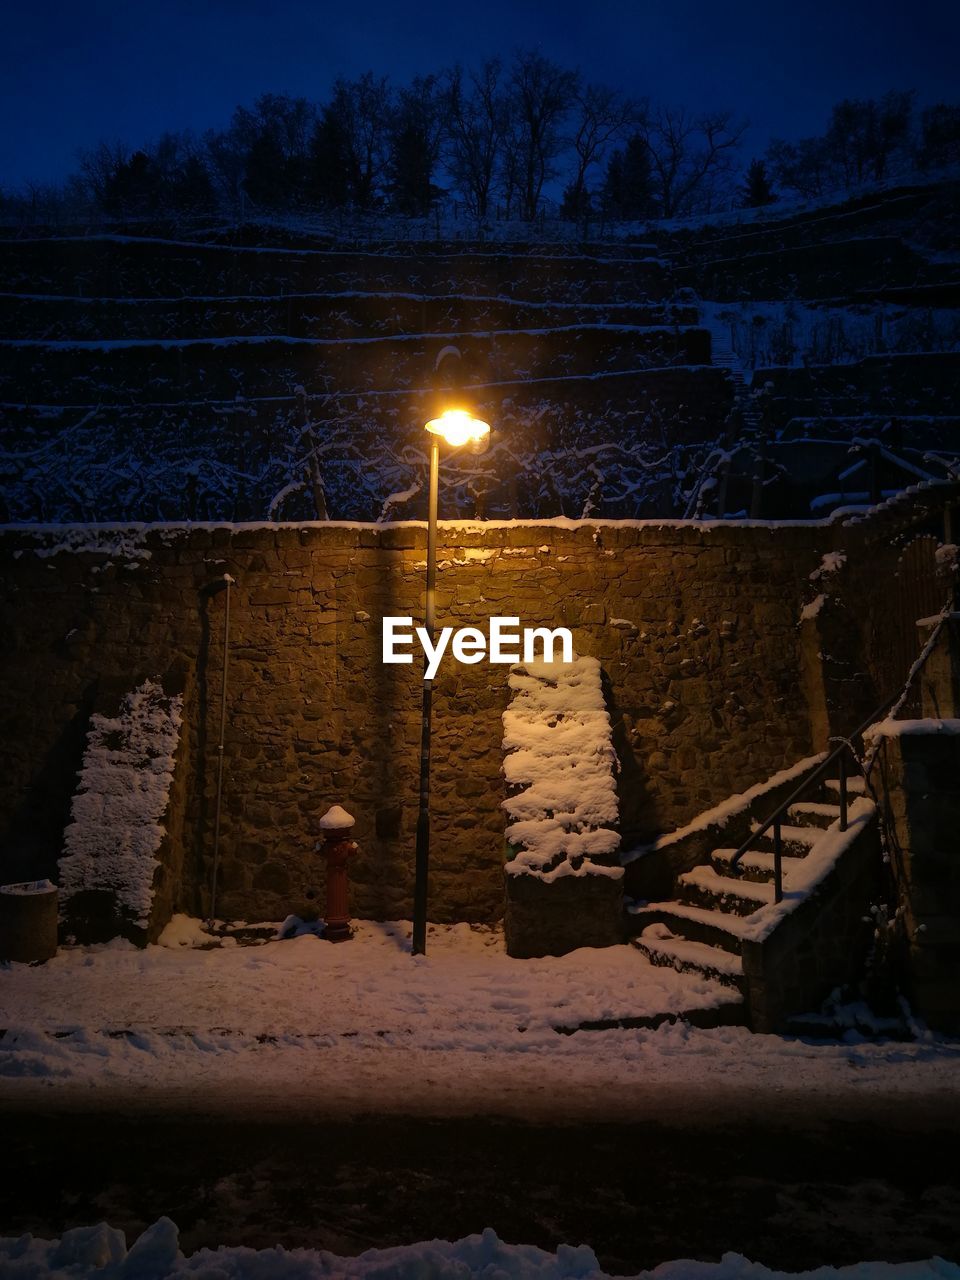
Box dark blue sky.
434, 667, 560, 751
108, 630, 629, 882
3, 0, 958, 188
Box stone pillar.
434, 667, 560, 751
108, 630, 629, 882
879, 725, 960, 1033
797, 614, 832, 751
504, 868, 624, 959
917, 614, 960, 720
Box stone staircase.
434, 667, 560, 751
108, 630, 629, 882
698, 309, 766, 517
630, 776, 867, 1003
706, 323, 750, 393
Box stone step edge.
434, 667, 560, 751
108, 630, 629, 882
748, 822, 821, 846
681, 865, 775, 898
824, 775, 867, 795
634, 928, 744, 977
711, 848, 807, 873
627, 902, 748, 952
787, 801, 843, 826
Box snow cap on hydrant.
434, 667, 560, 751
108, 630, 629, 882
317, 804, 355, 830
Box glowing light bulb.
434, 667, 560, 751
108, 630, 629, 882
424, 408, 491, 449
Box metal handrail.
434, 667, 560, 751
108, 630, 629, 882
729, 690, 901, 902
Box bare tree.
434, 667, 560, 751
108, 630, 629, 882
769, 91, 915, 199
644, 107, 747, 217
388, 75, 445, 216
204, 114, 257, 214
919, 102, 960, 170
337, 72, 394, 209
566, 84, 642, 217
825, 91, 914, 185
443, 60, 508, 221
766, 135, 832, 199
508, 50, 579, 220
77, 141, 129, 207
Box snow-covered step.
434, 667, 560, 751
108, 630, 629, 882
627, 901, 748, 954
710, 847, 806, 885
823, 775, 867, 797
633, 925, 746, 994
678, 865, 775, 916
787, 801, 841, 829
748, 823, 820, 857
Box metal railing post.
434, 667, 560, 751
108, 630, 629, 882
412, 437, 440, 957
773, 817, 783, 904
838, 749, 848, 832
729, 689, 898, 880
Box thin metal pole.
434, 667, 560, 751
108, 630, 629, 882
773, 817, 783, 904
838, 749, 848, 832
412, 440, 439, 956
210, 574, 233, 923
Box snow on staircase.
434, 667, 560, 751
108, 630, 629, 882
710, 333, 748, 391
631, 781, 876, 1001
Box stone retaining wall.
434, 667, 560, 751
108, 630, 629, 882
1, 495, 949, 928
877, 727, 960, 1034
0, 517, 825, 924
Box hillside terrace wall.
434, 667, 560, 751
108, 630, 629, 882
676, 237, 929, 301
2, 501, 944, 927
0, 327, 711, 406
1, 368, 734, 525
757, 353, 960, 429
0, 239, 672, 302
0, 296, 700, 344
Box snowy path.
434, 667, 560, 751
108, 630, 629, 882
1, 920, 958, 1119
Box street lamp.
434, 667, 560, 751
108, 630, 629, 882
413, 402, 490, 957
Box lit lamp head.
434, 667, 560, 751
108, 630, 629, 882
424, 407, 491, 455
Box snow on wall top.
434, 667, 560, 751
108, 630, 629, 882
501, 656, 622, 882
2, 480, 951, 553
866, 717, 960, 739
59, 679, 184, 928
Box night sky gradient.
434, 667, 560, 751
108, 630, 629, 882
3, 0, 959, 188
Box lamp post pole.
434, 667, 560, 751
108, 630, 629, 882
412, 437, 440, 956
411, 389, 489, 958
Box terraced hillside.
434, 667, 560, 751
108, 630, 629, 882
660, 181, 960, 513
1, 179, 958, 521
0, 236, 729, 521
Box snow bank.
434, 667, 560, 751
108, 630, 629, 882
1, 1218, 958, 1280
502, 657, 621, 881
59, 679, 183, 929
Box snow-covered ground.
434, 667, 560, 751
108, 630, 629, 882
2, 1216, 959, 1280
1, 919, 957, 1120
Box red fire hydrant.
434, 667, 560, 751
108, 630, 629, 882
316, 804, 357, 942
